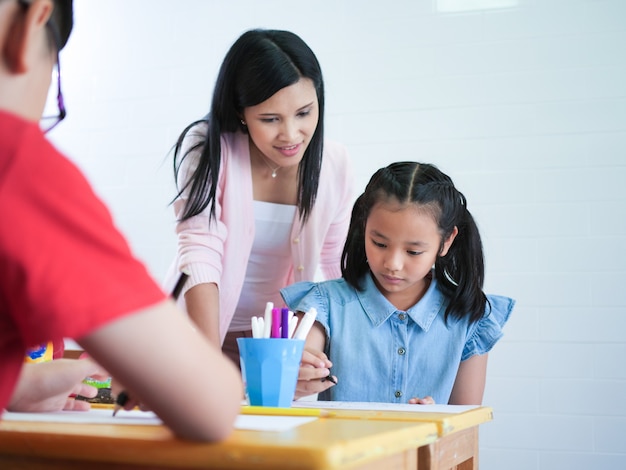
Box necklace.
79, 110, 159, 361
250, 142, 281, 178
260, 154, 281, 178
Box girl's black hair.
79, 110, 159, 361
172, 29, 325, 224
342, 161, 488, 323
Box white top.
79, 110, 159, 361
229, 201, 297, 331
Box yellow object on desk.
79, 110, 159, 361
88, 403, 114, 410
24, 341, 53, 363
292, 401, 493, 435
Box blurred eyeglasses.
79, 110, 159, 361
40, 57, 66, 133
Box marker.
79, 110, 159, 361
322, 374, 337, 385
287, 315, 298, 339
281, 307, 290, 338
112, 391, 128, 417
262, 302, 273, 338
170, 272, 189, 300
251, 316, 262, 338
271, 308, 281, 338
292, 307, 317, 340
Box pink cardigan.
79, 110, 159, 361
166, 129, 354, 342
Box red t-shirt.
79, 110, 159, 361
0, 111, 166, 412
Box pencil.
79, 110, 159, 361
113, 271, 188, 417
240, 405, 332, 418
322, 374, 337, 385
170, 272, 189, 300
111, 391, 128, 417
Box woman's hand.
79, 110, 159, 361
8, 358, 109, 412
408, 396, 435, 405
294, 348, 337, 400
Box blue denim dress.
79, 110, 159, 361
281, 272, 514, 404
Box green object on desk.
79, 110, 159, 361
82, 377, 112, 388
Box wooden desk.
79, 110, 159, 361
411, 408, 492, 470
0, 416, 437, 470
292, 404, 493, 470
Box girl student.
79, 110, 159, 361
281, 162, 514, 404
164, 29, 354, 363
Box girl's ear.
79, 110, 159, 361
439, 226, 459, 257
3, 0, 54, 74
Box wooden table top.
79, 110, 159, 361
295, 405, 494, 435
0, 416, 438, 470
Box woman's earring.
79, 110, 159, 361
240, 119, 246, 126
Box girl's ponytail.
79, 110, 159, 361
436, 205, 488, 323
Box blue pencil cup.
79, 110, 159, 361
237, 338, 305, 408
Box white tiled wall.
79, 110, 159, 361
52, 1, 626, 468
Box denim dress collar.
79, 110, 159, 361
356, 271, 445, 332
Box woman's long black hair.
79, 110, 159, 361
172, 29, 325, 224
342, 162, 488, 323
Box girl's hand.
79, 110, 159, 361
408, 396, 435, 405
294, 348, 337, 399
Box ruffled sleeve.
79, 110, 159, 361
461, 294, 515, 361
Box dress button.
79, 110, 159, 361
293, 237, 300, 244
297, 265, 304, 271
398, 313, 406, 320
398, 347, 406, 356
395, 391, 402, 398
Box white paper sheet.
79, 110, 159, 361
2, 409, 316, 432
3, 409, 162, 425
291, 400, 479, 414
235, 415, 316, 432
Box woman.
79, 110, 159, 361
165, 29, 354, 364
